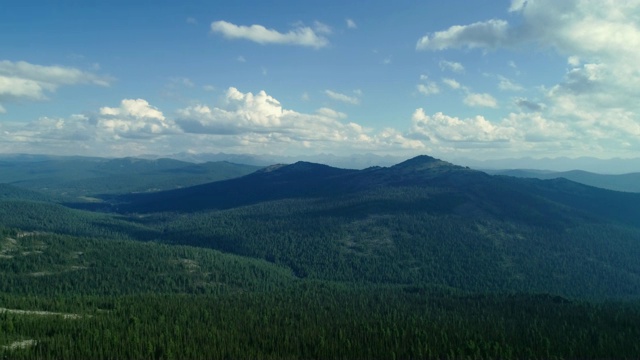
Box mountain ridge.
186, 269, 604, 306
107, 155, 640, 231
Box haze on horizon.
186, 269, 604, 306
1, 0, 639, 163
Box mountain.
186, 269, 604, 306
487, 169, 640, 193
3, 154, 640, 358
459, 155, 640, 174
113, 155, 640, 227
109, 155, 471, 213
5, 154, 640, 299
161, 151, 409, 169
83, 155, 640, 300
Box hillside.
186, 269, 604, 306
488, 168, 640, 193
89, 155, 640, 299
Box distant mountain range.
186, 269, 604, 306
148, 151, 640, 174
0, 154, 261, 198
486, 169, 640, 193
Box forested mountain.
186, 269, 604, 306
57, 155, 636, 300
114, 155, 640, 228
2, 154, 640, 358
488, 168, 640, 193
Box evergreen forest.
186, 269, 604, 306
1, 155, 640, 359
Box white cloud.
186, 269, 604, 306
464, 93, 498, 108
174, 87, 422, 154
416, 1, 640, 110
410, 108, 515, 143
567, 56, 581, 66
237, 55, 246, 63
417, 83, 440, 96
439, 60, 465, 73
210, 20, 329, 48
202, 85, 215, 92
316, 107, 347, 119
0, 60, 111, 87
0, 75, 51, 100
346, 18, 357, 29
442, 78, 461, 89
416, 19, 511, 50
0, 90, 425, 157
98, 99, 178, 138
325, 90, 360, 105
0, 104, 5, 113
186, 17, 197, 25
416, 0, 640, 158
0, 60, 111, 107
405, 108, 594, 157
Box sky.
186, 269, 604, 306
1, 0, 639, 161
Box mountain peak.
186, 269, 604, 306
392, 155, 457, 170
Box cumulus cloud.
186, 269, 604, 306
0, 60, 111, 108
415, 0, 640, 68
416, 76, 440, 96
325, 90, 360, 105
177, 87, 353, 137
416, 0, 640, 157
464, 93, 498, 108
410, 108, 514, 143
416, 1, 640, 108
210, 20, 329, 48
405, 107, 593, 157
346, 19, 357, 29
174, 87, 423, 154
98, 99, 179, 138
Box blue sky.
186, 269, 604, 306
1, 0, 639, 161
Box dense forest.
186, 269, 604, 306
1, 155, 640, 358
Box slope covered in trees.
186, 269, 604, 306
2, 229, 640, 359
2, 154, 640, 358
